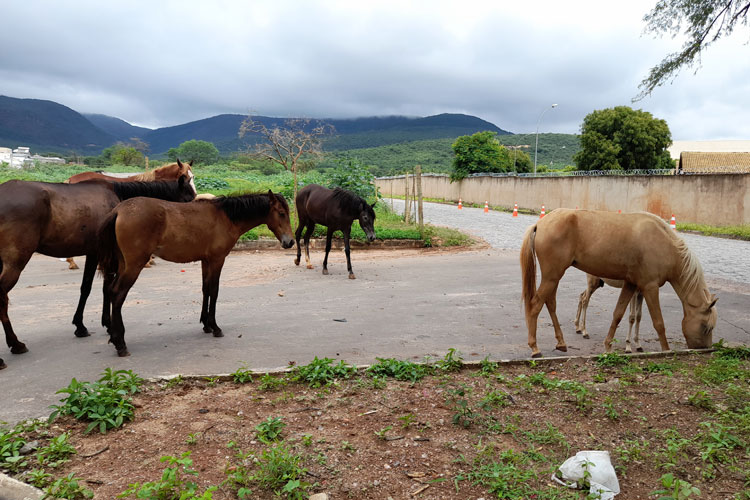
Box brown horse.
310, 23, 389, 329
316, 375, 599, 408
0, 176, 196, 369
97, 191, 294, 357
64, 159, 196, 270
294, 184, 376, 279
520, 209, 717, 358
574, 274, 644, 353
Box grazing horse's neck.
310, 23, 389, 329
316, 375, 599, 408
669, 244, 710, 309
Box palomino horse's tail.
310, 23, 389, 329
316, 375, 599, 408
520, 223, 538, 309
97, 210, 121, 276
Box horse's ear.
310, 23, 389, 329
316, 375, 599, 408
189, 160, 194, 167
267, 189, 276, 205
177, 158, 184, 168
371, 201, 377, 210
708, 295, 718, 310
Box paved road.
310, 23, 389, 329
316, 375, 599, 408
389, 199, 750, 285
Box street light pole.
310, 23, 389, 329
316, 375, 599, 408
534, 103, 557, 174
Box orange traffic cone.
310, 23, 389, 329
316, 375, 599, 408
670, 214, 676, 230
458, 198, 463, 210
618, 209, 622, 214
484, 201, 489, 213
540, 204, 546, 219
512, 203, 518, 217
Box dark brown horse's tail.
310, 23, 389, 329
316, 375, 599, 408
520, 223, 538, 309
97, 210, 121, 276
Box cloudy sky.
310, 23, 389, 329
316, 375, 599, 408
2, 1, 749, 140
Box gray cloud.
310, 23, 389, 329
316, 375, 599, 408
2, 0, 748, 139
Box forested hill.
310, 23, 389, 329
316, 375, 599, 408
0, 95, 510, 155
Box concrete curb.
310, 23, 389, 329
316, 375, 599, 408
0, 473, 44, 500
232, 238, 425, 251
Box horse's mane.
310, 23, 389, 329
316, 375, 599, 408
211, 192, 289, 222
637, 211, 705, 295
112, 179, 186, 200
331, 188, 372, 217
128, 171, 156, 182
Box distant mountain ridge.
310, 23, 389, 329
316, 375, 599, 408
0, 95, 511, 155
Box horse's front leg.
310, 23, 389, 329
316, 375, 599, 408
206, 263, 225, 337
0, 257, 30, 354
322, 228, 334, 275
72, 254, 98, 337
303, 223, 315, 269
200, 261, 212, 333
101, 271, 115, 329
342, 228, 355, 279
603, 282, 637, 352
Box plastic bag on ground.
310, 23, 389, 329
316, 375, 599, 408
551, 450, 620, 500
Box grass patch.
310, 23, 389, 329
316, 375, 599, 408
677, 222, 750, 240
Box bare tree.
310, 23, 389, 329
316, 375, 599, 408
239, 117, 335, 200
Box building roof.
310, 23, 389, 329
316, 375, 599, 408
678, 152, 750, 173
669, 140, 750, 160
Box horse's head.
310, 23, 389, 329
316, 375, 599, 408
176, 159, 197, 196
176, 174, 198, 202
682, 294, 718, 349
358, 200, 377, 243
266, 190, 295, 249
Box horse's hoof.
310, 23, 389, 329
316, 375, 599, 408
294, 258, 300, 266
74, 327, 90, 338
556, 345, 568, 352
68, 264, 79, 270
203, 326, 213, 334
575, 329, 582, 335
322, 269, 329, 275
117, 349, 130, 357
531, 352, 543, 359
11, 343, 28, 354
625, 348, 632, 354
636, 347, 644, 352
212, 329, 224, 338
307, 265, 314, 270
348, 273, 356, 280
0, 359, 6, 370
582, 333, 589, 339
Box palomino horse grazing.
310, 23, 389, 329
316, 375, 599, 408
64, 159, 197, 270
520, 209, 717, 358
97, 191, 294, 357
294, 184, 376, 279
575, 274, 644, 353
0, 177, 196, 369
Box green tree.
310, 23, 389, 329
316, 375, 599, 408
637, 0, 750, 99
167, 140, 220, 166
450, 131, 512, 181
574, 106, 673, 171
99, 143, 144, 167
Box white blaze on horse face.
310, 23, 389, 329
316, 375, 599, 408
187, 170, 197, 196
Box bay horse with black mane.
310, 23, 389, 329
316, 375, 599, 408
63, 159, 196, 270
520, 209, 717, 358
0, 176, 195, 370
294, 184, 376, 279
97, 191, 294, 357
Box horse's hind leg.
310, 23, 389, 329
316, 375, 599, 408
625, 292, 644, 353
303, 223, 315, 269
108, 265, 147, 357
294, 220, 306, 266
524, 277, 561, 358
575, 278, 599, 339
0, 255, 31, 354
71, 254, 98, 337
543, 282, 567, 352
201, 259, 225, 337
603, 282, 637, 352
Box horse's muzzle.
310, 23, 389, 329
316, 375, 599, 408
281, 237, 295, 249
367, 233, 376, 243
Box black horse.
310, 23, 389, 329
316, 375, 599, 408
294, 184, 376, 279
0, 176, 195, 369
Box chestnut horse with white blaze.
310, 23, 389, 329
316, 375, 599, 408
97, 191, 294, 357
520, 209, 717, 358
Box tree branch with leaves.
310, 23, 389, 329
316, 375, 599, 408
238, 117, 334, 200
636, 0, 750, 100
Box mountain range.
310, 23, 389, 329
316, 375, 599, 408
0, 95, 510, 156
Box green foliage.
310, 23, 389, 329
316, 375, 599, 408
49, 369, 142, 434
167, 140, 220, 166
101, 143, 145, 167
231, 364, 254, 384
676, 223, 750, 241
574, 106, 673, 171
255, 417, 286, 443
638, 0, 750, 99
290, 356, 356, 387
436, 348, 463, 372
365, 357, 433, 383
45, 472, 94, 499
595, 352, 632, 368
258, 373, 287, 391
325, 158, 378, 201
118, 452, 216, 499
0, 426, 27, 472
225, 444, 309, 500
36, 432, 76, 467
651, 473, 701, 499
451, 131, 513, 181
374, 425, 393, 440
194, 177, 230, 191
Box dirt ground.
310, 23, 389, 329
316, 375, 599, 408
10, 348, 750, 500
